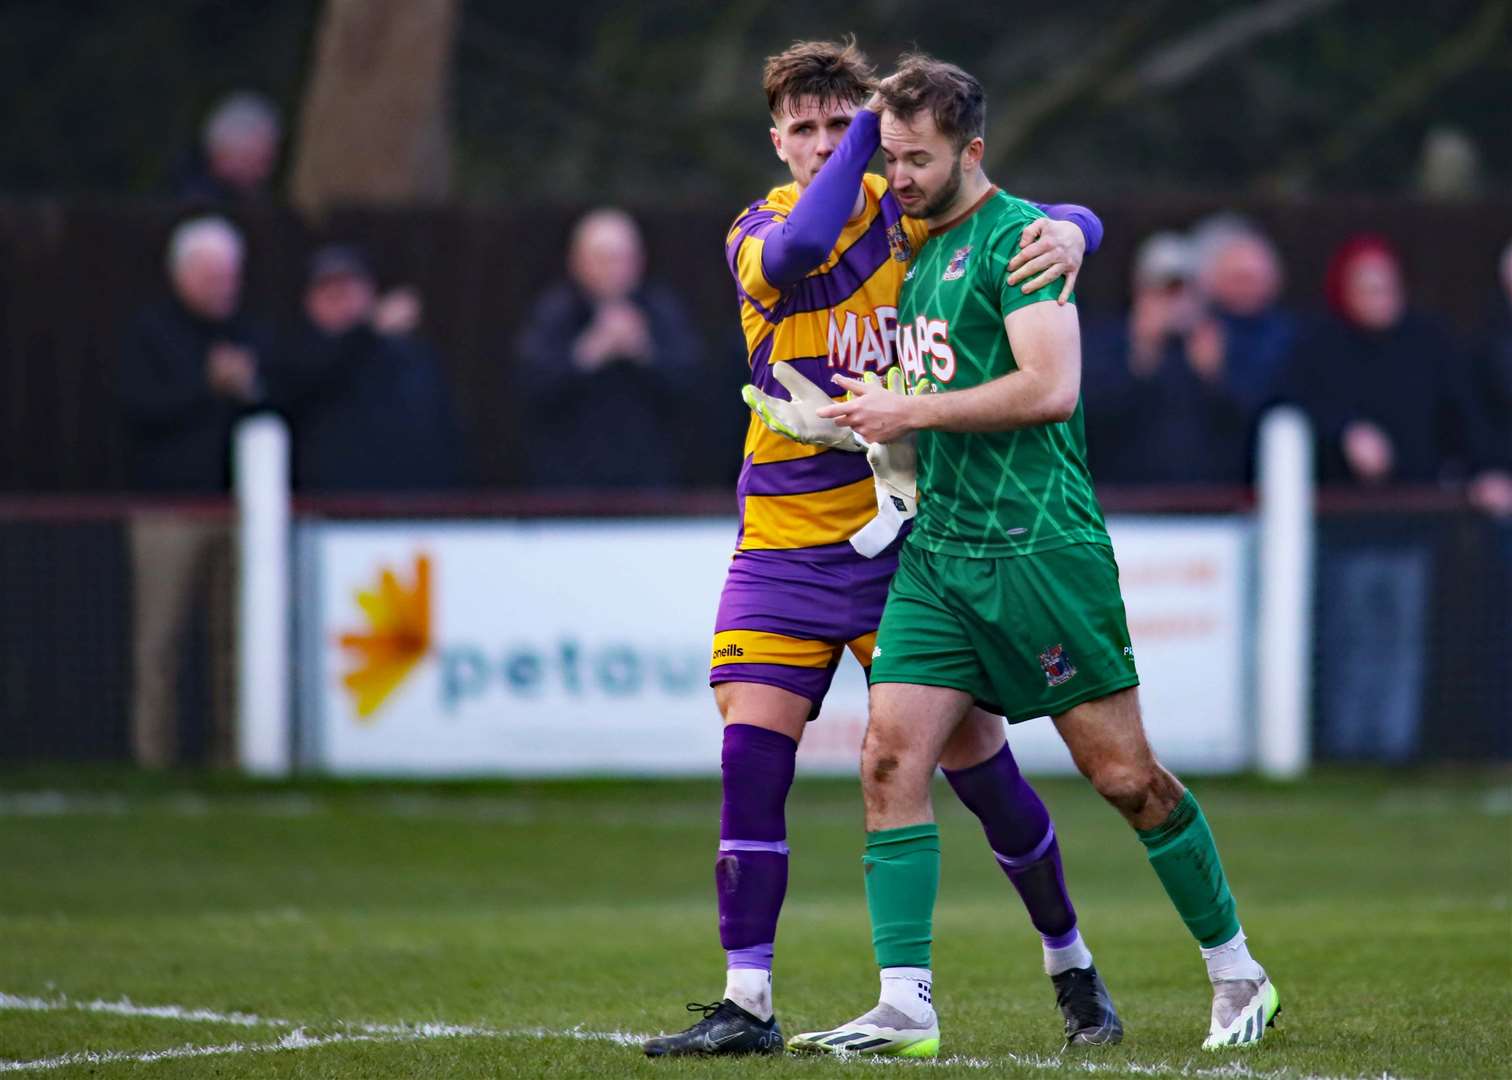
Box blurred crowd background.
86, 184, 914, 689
0, 1, 1508, 767
0, 0, 1507, 498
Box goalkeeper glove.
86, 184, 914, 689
742, 363, 864, 452
849, 369, 934, 558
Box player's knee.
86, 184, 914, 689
714, 682, 810, 739
861, 722, 914, 787
870, 753, 900, 786
938, 715, 1004, 772
1088, 761, 1158, 817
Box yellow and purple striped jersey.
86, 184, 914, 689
725, 173, 930, 556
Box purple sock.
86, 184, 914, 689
944, 742, 1078, 942
717, 723, 796, 970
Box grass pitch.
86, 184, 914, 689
0, 768, 1507, 1078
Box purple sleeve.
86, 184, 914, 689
757, 109, 880, 289
1031, 202, 1104, 254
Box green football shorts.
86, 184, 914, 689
870, 540, 1140, 723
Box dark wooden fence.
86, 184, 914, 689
2, 196, 1509, 492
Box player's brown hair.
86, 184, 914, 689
763, 37, 876, 117
876, 52, 985, 150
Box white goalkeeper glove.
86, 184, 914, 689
742, 363, 864, 452
849, 369, 934, 558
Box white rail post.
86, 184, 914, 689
1255, 406, 1314, 779
234, 414, 292, 777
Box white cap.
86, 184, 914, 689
1133, 231, 1194, 286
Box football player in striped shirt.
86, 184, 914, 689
642, 39, 1116, 1059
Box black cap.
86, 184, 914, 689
307, 244, 374, 286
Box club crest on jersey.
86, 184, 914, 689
886, 219, 913, 263
942, 245, 973, 281
1038, 644, 1078, 687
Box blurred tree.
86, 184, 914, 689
0, 0, 1506, 203
0, 0, 315, 196
451, 0, 1512, 203
1260, 0, 1508, 194
290, 0, 458, 214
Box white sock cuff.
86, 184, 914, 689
726, 966, 772, 982
723, 967, 773, 1021
1201, 927, 1264, 983
1043, 931, 1094, 976
878, 967, 934, 1023
1199, 928, 1247, 959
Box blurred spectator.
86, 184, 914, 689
1082, 232, 1249, 485
118, 216, 271, 768
1190, 214, 1297, 417
1466, 239, 1512, 517
1286, 233, 1477, 764
1286, 234, 1473, 486
1416, 126, 1483, 200
120, 217, 271, 491
516, 208, 699, 488
269, 245, 468, 493
175, 91, 283, 206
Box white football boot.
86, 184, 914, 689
1202, 973, 1281, 1050
788, 1002, 939, 1058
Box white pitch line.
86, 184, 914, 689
0, 1030, 393, 1074
0, 991, 500, 1040
493, 1026, 646, 1047
0, 991, 292, 1029
0, 992, 1410, 1080
0, 991, 640, 1044
0, 1023, 651, 1075
0, 989, 652, 1074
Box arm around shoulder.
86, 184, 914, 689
1033, 202, 1103, 254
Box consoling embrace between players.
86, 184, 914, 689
642, 38, 1280, 1061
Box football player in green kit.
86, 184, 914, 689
782, 55, 1281, 1056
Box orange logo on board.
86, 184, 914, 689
338, 554, 432, 720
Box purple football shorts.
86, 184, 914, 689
709, 547, 898, 711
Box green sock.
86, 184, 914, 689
1136, 790, 1241, 949
864, 823, 940, 970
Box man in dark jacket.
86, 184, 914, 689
119, 215, 271, 768
1189, 215, 1298, 421
120, 219, 270, 491
1082, 231, 1250, 486
1287, 234, 1473, 486
272, 246, 467, 493
1284, 234, 1474, 765
515, 208, 700, 489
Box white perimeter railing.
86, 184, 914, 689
1253, 408, 1314, 780
234, 416, 291, 778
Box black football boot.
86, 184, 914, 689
642, 999, 783, 1057
1051, 964, 1124, 1047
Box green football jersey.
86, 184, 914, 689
896, 188, 1110, 559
